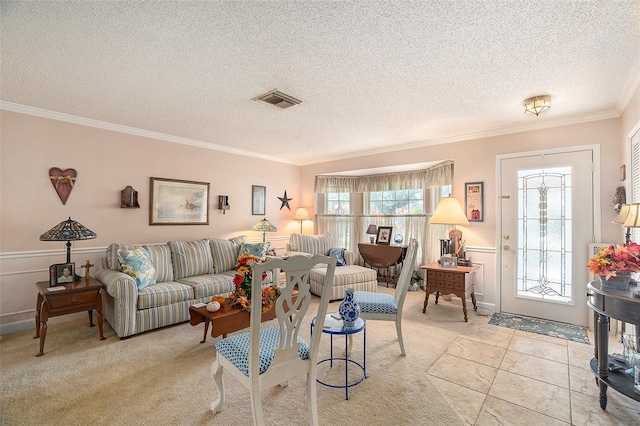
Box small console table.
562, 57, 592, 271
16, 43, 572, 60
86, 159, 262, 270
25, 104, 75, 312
421, 262, 479, 322
34, 277, 105, 357
587, 280, 640, 409
358, 243, 407, 287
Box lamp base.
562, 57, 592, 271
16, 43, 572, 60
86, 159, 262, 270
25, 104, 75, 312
369, 236, 375, 243
448, 228, 463, 258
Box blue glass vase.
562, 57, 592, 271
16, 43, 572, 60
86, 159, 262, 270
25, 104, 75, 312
339, 287, 360, 327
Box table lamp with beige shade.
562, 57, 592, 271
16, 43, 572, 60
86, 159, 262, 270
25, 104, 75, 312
294, 207, 310, 234
429, 196, 469, 258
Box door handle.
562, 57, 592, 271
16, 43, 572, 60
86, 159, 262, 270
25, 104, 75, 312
503, 245, 510, 251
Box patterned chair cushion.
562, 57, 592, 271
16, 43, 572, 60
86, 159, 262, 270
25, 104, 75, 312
210, 236, 248, 273
117, 246, 156, 290
168, 239, 215, 279
215, 326, 310, 376
353, 291, 397, 314
289, 233, 332, 256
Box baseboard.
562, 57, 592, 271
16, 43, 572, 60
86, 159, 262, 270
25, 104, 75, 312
0, 311, 88, 336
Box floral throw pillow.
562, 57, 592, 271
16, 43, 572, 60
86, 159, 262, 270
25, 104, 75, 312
118, 247, 156, 290
236, 242, 270, 266
329, 247, 347, 266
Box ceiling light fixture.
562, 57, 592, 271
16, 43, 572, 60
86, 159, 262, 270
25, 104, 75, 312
252, 89, 302, 109
524, 95, 551, 116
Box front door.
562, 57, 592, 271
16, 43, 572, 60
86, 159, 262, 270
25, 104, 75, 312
499, 149, 594, 327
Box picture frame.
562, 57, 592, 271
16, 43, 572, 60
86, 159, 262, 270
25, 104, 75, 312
465, 181, 484, 222
50, 262, 75, 286
150, 177, 209, 225
588, 243, 616, 281
440, 256, 458, 268
252, 185, 266, 215
376, 226, 393, 245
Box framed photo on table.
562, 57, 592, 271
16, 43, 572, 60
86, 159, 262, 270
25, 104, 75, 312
50, 262, 75, 286
252, 185, 266, 215
440, 256, 457, 268
376, 226, 393, 245
465, 182, 484, 222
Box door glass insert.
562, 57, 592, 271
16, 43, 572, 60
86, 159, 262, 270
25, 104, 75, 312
516, 166, 573, 304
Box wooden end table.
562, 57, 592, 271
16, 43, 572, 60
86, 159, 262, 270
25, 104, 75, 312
34, 277, 105, 357
189, 290, 298, 343
421, 263, 479, 322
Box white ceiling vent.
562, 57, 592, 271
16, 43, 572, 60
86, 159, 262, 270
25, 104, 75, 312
252, 89, 302, 109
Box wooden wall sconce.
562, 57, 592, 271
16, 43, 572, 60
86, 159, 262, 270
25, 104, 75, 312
219, 195, 230, 214
121, 186, 140, 208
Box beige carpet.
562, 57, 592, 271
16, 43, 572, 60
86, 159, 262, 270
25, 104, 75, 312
0, 288, 466, 425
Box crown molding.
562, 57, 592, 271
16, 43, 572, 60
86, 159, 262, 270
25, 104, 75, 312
0, 101, 293, 165
616, 55, 640, 114
299, 110, 620, 165
1, 100, 621, 167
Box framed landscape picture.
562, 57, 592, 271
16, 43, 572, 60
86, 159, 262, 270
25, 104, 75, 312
150, 177, 209, 225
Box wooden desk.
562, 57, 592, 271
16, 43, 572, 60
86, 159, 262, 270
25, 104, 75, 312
421, 263, 479, 322
34, 277, 105, 356
358, 243, 407, 287
587, 281, 640, 409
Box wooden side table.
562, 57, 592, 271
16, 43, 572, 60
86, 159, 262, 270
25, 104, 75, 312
34, 277, 105, 356
421, 262, 479, 322
358, 243, 407, 287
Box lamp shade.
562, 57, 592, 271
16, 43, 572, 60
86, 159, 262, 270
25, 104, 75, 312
429, 197, 469, 226
251, 218, 277, 242
366, 224, 377, 235
612, 204, 631, 224
40, 217, 97, 241
294, 207, 309, 221
623, 204, 640, 228
251, 218, 277, 233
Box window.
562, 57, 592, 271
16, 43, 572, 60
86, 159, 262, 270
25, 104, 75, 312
326, 192, 350, 214
631, 129, 640, 242
368, 190, 424, 215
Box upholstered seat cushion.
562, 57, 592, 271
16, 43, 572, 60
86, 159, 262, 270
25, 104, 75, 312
177, 274, 235, 298
354, 291, 397, 314
309, 265, 378, 300
215, 326, 310, 376
137, 282, 195, 309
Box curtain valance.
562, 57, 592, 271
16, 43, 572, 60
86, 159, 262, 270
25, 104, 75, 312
314, 160, 452, 193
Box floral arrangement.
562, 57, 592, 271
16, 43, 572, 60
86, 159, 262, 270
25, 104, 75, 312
230, 254, 280, 312
587, 243, 640, 279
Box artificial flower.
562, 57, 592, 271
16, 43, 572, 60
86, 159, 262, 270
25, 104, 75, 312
587, 242, 640, 279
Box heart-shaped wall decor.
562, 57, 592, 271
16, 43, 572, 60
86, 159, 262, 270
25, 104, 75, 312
49, 167, 77, 205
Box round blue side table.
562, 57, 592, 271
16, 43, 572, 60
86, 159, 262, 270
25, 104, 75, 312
311, 314, 366, 400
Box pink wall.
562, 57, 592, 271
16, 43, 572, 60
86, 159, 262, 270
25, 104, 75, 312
0, 110, 302, 331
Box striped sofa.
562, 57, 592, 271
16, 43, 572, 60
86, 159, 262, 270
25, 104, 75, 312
285, 233, 377, 300
95, 236, 273, 338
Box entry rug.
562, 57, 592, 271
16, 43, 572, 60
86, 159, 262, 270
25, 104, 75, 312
489, 312, 590, 344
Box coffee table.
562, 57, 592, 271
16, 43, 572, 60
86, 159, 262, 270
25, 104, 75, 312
189, 291, 297, 343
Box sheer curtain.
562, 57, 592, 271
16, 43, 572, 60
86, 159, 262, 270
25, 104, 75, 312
315, 161, 453, 269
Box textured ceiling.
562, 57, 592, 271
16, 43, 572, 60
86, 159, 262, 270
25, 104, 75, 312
2, 1, 640, 165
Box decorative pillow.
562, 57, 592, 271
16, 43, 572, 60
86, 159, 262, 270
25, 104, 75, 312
290, 233, 332, 256
117, 247, 156, 290
139, 243, 173, 283
329, 247, 347, 266
237, 242, 270, 265
105, 243, 123, 271
210, 236, 248, 273
168, 239, 214, 280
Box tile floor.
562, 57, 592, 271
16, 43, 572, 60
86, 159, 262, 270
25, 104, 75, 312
425, 302, 640, 425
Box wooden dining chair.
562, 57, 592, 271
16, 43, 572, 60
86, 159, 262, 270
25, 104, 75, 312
210, 254, 336, 425
353, 238, 418, 355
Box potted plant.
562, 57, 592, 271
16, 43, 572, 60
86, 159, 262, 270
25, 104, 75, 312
587, 243, 640, 289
